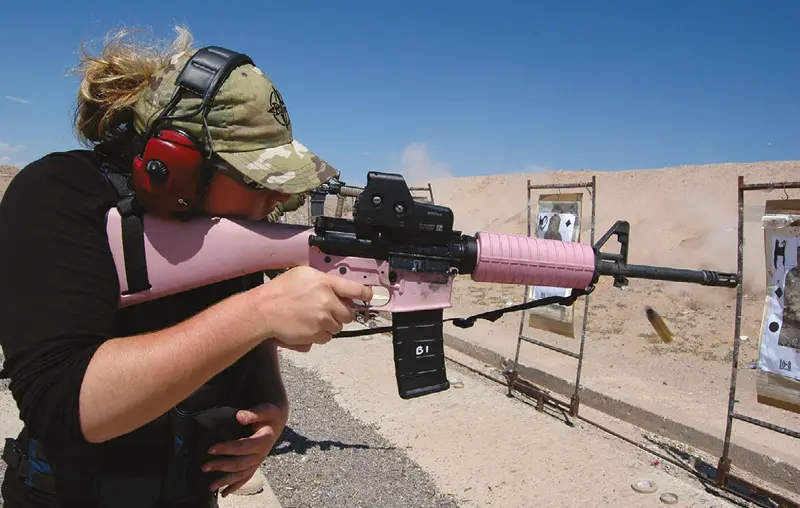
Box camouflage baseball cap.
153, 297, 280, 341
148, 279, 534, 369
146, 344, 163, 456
132, 49, 337, 194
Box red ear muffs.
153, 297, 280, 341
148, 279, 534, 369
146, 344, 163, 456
132, 129, 206, 216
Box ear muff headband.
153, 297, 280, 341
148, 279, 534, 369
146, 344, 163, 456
132, 46, 255, 216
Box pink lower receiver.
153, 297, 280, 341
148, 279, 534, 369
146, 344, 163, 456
106, 209, 595, 311
472, 232, 596, 289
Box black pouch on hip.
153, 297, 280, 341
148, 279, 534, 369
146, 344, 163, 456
161, 405, 251, 504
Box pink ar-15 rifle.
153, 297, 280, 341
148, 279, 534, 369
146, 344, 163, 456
106, 171, 737, 399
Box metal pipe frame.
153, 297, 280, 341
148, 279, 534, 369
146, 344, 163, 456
507, 177, 597, 417
716, 176, 800, 494
520, 334, 579, 358
408, 184, 435, 204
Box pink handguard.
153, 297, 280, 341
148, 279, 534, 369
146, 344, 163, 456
471, 232, 596, 289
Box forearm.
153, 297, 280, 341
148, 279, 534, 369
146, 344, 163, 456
249, 341, 288, 407
79, 290, 268, 443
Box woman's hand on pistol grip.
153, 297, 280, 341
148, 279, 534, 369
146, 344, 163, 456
250, 266, 373, 349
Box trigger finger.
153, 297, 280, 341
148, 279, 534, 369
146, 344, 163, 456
325, 297, 353, 325
336, 297, 357, 323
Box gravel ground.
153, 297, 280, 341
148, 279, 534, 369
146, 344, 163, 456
261, 357, 460, 508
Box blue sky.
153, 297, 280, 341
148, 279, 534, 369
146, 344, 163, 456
1, 1, 799, 185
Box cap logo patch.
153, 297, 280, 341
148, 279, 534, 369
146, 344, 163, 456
268, 88, 290, 128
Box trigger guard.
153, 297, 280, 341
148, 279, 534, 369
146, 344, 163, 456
352, 267, 394, 311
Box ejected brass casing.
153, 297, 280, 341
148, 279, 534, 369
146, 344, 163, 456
645, 306, 674, 343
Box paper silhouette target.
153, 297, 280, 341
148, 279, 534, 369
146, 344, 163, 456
536, 212, 576, 242
527, 193, 583, 339
761, 234, 800, 380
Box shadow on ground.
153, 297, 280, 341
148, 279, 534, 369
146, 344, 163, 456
270, 425, 395, 457
644, 435, 796, 508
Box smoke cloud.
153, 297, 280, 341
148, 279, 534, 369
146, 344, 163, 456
394, 143, 454, 185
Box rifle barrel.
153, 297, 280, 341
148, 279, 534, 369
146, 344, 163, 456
597, 261, 738, 287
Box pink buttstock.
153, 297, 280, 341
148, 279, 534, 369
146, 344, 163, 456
472, 232, 596, 288
107, 208, 314, 307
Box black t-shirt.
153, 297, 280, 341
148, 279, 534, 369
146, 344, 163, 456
0, 150, 264, 507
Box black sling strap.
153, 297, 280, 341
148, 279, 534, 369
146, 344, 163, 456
100, 162, 152, 294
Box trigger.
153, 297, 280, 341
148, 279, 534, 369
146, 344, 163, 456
363, 285, 391, 309
351, 298, 370, 310
351, 299, 372, 327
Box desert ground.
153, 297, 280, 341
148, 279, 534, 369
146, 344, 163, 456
423, 161, 800, 489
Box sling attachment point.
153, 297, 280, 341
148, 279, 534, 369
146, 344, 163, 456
100, 162, 152, 294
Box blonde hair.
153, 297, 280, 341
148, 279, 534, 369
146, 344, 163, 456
71, 26, 194, 145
